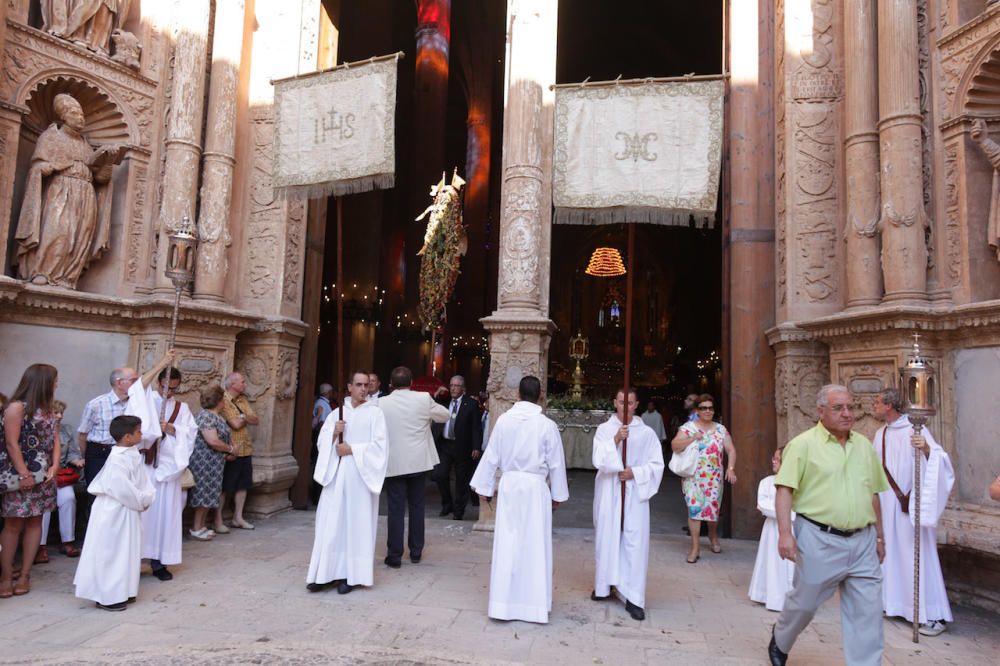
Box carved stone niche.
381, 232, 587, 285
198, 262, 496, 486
2, 23, 158, 294
834, 359, 896, 440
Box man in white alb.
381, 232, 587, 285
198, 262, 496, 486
470, 376, 569, 624
640, 400, 667, 444
306, 371, 388, 594
872, 388, 954, 636
592, 388, 664, 621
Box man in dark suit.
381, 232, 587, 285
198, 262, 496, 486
433, 375, 482, 520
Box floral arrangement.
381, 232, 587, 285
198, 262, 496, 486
417, 171, 467, 331
546, 394, 613, 411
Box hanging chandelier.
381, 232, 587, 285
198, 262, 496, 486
585, 247, 626, 277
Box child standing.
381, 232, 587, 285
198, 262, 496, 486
748, 448, 795, 611
74, 415, 155, 611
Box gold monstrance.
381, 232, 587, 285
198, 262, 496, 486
569, 332, 589, 401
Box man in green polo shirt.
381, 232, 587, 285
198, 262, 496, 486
767, 384, 890, 666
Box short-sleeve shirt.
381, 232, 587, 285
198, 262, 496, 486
220, 392, 256, 457
77, 390, 129, 445
775, 422, 890, 530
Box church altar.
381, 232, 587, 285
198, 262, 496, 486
545, 408, 614, 470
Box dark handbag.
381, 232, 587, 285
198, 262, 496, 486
881, 429, 910, 513
55, 467, 81, 488
0, 408, 49, 493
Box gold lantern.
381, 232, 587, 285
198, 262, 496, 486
165, 215, 198, 289
898, 331, 936, 644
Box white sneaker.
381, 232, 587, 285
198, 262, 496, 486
188, 528, 214, 541
918, 620, 946, 636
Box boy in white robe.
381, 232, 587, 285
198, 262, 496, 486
592, 388, 664, 620
749, 448, 795, 611
873, 388, 955, 636
307, 371, 388, 594
73, 414, 156, 610
470, 376, 570, 624
141, 367, 197, 581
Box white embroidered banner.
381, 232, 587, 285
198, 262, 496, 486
272, 57, 398, 199
553, 79, 724, 226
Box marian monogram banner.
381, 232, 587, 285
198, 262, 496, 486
553, 79, 724, 226
272, 57, 398, 199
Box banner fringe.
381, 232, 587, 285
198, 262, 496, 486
553, 206, 715, 228
273, 173, 395, 201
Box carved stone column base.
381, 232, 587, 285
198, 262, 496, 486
766, 324, 830, 446
246, 453, 298, 517
481, 312, 556, 419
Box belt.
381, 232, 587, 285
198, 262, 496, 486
87, 441, 113, 449
801, 514, 865, 537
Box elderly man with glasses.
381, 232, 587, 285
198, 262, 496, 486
768, 384, 890, 666
78, 366, 142, 489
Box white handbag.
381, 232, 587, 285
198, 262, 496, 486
668, 441, 699, 478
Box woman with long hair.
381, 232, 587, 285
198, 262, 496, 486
1, 364, 61, 597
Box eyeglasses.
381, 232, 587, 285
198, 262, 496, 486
698, 405, 714, 411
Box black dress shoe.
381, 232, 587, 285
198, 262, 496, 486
96, 601, 128, 612
590, 590, 610, 601
768, 629, 788, 666
152, 567, 173, 581
410, 555, 422, 564
383, 557, 401, 569
337, 581, 354, 595
306, 582, 330, 592
452, 513, 464, 521
439, 507, 453, 517
625, 600, 645, 621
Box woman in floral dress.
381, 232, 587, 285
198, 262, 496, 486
670, 393, 737, 563
187, 385, 235, 540
1, 364, 60, 597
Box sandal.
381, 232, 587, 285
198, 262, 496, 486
59, 543, 81, 558
0, 581, 13, 598
188, 528, 214, 541
13, 574, 30, 596
710, 541, 722, 554
33, 546, 49, 564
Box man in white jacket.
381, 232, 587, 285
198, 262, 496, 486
872, 388, 954, 636
591, 387, 664, 621
378, 366, 449, 567
470, 376, 569, 624
306, 371, 388, 594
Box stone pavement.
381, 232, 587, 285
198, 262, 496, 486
0, 510, 997, 665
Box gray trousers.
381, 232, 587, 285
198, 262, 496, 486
774, 518, 884, 666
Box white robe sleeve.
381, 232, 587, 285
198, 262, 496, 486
313, 413, 340, 487
350, 409, 389, 495
154, 404, 197, 484
592, 421, 625, 474
89, 451, 156, 512
908, 428, 954, 528
545, 420, 570, 502
757, 476, 777, 519
629, 431, 664, 503
125, 381, 163, 450
470, 433, 501, 497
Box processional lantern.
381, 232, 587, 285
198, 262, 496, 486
898, 331, 936, 645
165, 216, 198, 288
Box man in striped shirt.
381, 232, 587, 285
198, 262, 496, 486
78, 367, 141, 489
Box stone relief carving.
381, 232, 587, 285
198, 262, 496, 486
970, 119, 1000, 262
282, 201, 305, 304
775, 0, 787, 306
840, 361, 896, 439
941, 142, 963, 283
236, 347, 273, 402
793, 108, 840, 303
247, 107, 281, 301
498, 176, 542, 306
937, 11, 1000, 119
276, 349, 298, 400
175, 349, 222, 395
774, 353, 829, 444
15, 93, 126, 288
110, 29, 141, 70
42, 0, 131, 57
124, 162, 147, 282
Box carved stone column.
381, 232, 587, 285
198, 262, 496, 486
194, 0, 246, 302
0, 102, 26, 275
843, 0, 882, 307
876, 0, 928, 303
154, 0, 211, 292
478, 0, 558, 532
767, 324, 830, 446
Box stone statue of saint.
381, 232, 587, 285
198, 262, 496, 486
15, 93, 126, 288
60, 0, 132, 56
970, 118, 1000, 262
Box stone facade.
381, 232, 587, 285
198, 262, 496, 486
2, 0, 999, 606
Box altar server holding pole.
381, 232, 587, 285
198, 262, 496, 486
470, 376, 569, 624
306, 371, 388, 594
592, 387, 664, 621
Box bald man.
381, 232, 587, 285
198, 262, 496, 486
78, 366, 142, 490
